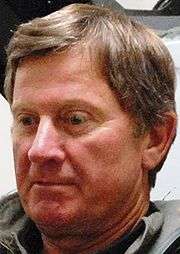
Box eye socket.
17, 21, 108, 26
21, 116, 35, 126
60, 111, 95, 136
62, 111, 93, 136
16, 114, 38, 128
68, 113, 87, 125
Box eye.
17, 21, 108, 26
21, 116, 35, 126
13, 114, 38, 135
60, 109, 98, 136
61, 111, 92, 135
17, 114, 38, 128
68, 113, 87, 125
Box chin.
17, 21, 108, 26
25, 199, 83, 232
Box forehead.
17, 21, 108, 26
14, 48, 102, 98
12, 48, 122, 116
18, 49, 91, 79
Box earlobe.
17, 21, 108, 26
142, 112, 177, 171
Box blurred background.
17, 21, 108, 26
0, 0, 180, 200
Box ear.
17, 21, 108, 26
142, 112, 177, 171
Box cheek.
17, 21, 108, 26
66, 128, 142, 196
13, 139, 31, 190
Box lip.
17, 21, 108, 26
33, 179, 77, 187
35, 182, 73, 187
31, 180, 77, 197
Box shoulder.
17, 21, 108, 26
0, 192, 21, 213
0, 193, 27, 253
0, 194, 40, 253
150, 200, 180, 254
0, 192, 26, 235
154, 199, 180, 211
154, 200, 180, 232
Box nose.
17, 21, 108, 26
28, 117, 66, 164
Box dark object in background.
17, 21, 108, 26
153, 0, 180, 15
5, 0, 92, 22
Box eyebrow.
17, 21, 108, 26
11, 98, 105, 117
11, 103, 37, 115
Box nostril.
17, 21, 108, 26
38, 159, 61, 171
28, 148, 45, 163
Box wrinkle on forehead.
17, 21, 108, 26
17, 44, 105, 83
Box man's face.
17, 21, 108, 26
12, 49, 148, 236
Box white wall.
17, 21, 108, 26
0, 95, 16, 196
116, 0, 158, 10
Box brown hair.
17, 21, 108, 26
4, 3, 176, 186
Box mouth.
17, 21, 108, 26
33, 179, 77, 187
30, 180, 78, 200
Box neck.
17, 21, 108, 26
41, 195, 149, 254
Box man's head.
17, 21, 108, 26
5, 4, 176, 188
4, 3, 176, 250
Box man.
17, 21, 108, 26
0, 3, 179, 254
